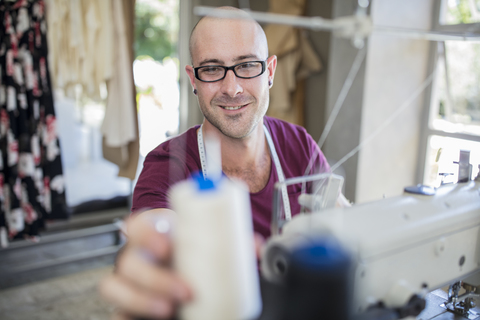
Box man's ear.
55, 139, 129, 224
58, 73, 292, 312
185, 65, 197, 92
266, 55, 277, 87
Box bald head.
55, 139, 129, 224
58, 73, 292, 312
189, 7, 268, 65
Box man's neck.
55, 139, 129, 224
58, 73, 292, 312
202, 119, 271, 192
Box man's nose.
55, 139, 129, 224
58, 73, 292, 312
220, 69, 243, 97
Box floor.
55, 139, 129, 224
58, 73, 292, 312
0, 265, 479, 320
0, 265, 115, 320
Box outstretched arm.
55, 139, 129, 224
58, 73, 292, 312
99, 209, 192, 319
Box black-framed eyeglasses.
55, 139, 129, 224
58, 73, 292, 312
193, 60, 267, 82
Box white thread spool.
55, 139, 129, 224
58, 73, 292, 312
170, 176, 262, 320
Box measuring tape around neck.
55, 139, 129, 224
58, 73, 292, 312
262, 125, 291, 221
197, 125, 209, 180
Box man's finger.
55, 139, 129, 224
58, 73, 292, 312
110, 310, 132, 320
99, 274, 174, 319
126, 208, 176, 260
117, 246, 191, 302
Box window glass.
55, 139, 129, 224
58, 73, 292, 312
430, 41, 480, 137
135, 0, 180, 158
441, 0, 480, 24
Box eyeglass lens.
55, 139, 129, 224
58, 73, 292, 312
197, 61, 264, 82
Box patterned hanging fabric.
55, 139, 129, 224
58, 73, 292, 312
0, 0, 67, 243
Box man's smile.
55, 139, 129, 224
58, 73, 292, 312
220, 103, 248, 110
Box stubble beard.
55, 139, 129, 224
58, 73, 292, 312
200, 90, 270, 140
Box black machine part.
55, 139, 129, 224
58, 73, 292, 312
351, 294, 426, 320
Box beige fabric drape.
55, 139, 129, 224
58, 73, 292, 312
101, 0, 139, 180
265, 0, 323, 126
46, 0, 114, 100
46, 0, 139, 180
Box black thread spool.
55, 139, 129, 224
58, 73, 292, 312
284, 238, 353, 320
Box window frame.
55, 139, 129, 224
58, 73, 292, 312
417, 0, 480, 184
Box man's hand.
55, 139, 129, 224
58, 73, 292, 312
99, 209, 192, 319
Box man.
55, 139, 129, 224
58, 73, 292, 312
100, 7, 337, 319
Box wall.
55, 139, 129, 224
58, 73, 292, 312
355, 0, 434, 203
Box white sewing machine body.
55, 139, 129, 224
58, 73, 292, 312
262, 179, 480, 316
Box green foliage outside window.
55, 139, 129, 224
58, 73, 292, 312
445, 0, 480, 24
135, 0, 179, 61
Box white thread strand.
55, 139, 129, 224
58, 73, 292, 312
197, 125, 208, 180
331, 67, 437, 172
301, 46, 366, 193
263, 125, 292, 221
318, 46, 367, 150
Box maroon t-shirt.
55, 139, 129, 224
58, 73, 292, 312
132, 116, 330, 239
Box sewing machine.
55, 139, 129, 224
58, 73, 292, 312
261, 151, 480, 320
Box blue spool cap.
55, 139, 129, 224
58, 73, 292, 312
291, 238, 351, 272
191, 172, 217, 191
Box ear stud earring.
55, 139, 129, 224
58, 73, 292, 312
193, 89, 197, 95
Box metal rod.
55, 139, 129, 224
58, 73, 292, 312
194, 6, 340, 31
374, 26, 480, 41
194, 6, 480, 42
